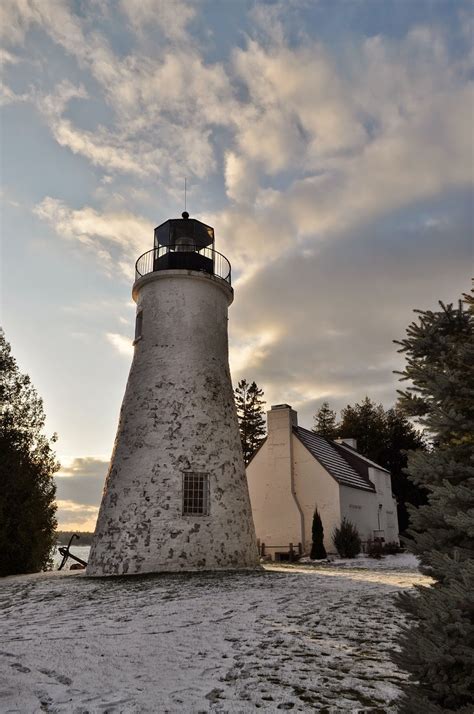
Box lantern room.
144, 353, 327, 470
134, 212, 231, 284
152, 212, 215, 276
154, 211, 215, 250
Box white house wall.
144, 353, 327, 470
246, 408, 303, 555
368, 467, 399, 543
339, 467, 399, 544
292, 436, 341, 554
339, 486, 378, 543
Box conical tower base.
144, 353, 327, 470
87, 269, 260, 576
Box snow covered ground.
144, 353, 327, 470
299, 553, 421, 571
0, 557, 431, 713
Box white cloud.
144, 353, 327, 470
0, 48, 19, 66
34, 197, 153, 278
224, 151, 259, 205
231, 39, 366, 177
229, 327, 282, 377
106, 332, 133, 357
0, 0, 87, 55
3, 1, 473, 443
211, 23, 473, 286
0, 0, 36, 45
0, 47, 30, 106
55, 499, 99, 530
226, 206, 472, 429
36, 79, 88, 117
54, 120, 151, 176
0, 188, 21, 208
1, 1, 235, 184
31, 47, 233, 181
56, 499, 96, 512
0, 83, 22, 106
25, 9, 474, 295
55, 456, 107, 530
119, 0, 196, 42
3, 0, 472, 211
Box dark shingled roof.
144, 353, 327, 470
293, 426, 376, 492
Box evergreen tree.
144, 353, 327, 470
393, 297, 474, 713
310, 507, 327, 559
234, 379, 266, 464
0, 330, 59, 575
333, 518, 361, 558
339, 397, 426, 533
312, 401, 338, 439
339, 397, 387, 463
384, 406, 427, 533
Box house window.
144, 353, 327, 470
134, 310, 143, 342
182, 472, 210, 516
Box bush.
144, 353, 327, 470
367, 539, 384, 559
383, 541, 403, 555
310, 507, 327, 559
333, 518, 361, 558
366, 539, 403, 558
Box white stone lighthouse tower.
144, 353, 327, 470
87, 213, 259, 576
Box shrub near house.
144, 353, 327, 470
310, 508, 327, 560
333, 519, 361, 558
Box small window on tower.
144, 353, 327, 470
134, 310, 143, 343
182, 472, 210, 516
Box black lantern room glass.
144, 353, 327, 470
154, 213, 214, 251
152, 212, 215, 276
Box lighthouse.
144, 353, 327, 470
87, 213, 259, 576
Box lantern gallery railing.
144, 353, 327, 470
135, 245, 232, 285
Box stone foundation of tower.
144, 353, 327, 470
87, 269, 259, 576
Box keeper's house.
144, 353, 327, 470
246, 404, 399, 559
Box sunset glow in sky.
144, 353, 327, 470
1, 0, 472, 530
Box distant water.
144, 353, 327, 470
52, 545, 91, 570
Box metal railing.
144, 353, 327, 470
135, 244, 231, 285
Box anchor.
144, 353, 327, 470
57, 533, 88, 570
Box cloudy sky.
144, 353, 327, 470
1, 0, 472, 531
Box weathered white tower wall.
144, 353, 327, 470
87, 268, 259, 576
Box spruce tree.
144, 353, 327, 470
310, 507, 327, 559
0, 329, 59, 575
312, 401, 338, 439
384, 406, 427, 533
339, 397, 387, 463
234, 379, 266, 464
393, 296, 474, 713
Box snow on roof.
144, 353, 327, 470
293, 426, 376, 492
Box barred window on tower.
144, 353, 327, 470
182, 472, 210, 516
